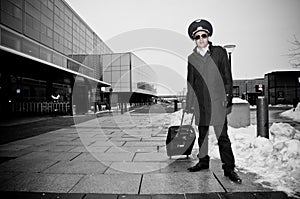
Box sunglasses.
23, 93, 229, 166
194, 34, 208, 40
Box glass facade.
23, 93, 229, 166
102, 52, 157, 95
266, 71, 300, 104
0, 0, 113, 80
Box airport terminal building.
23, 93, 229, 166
102, 52, 157, 111
0, 0, 157, 116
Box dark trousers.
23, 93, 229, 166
198, 119, 235, 171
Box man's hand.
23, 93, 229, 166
226, 105, 232, 115
226, 94, 233, 108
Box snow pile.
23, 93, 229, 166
232, 97, 248, 104
167, 110, 300, 197
280, 102, 300, 122
229, 123, 300, 197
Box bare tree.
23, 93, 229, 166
288, 35, 300, 68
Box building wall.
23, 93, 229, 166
233, 78, 265, 97
266, 71, 300, 105
0, 0, 113, 80
233, 71, 300, 105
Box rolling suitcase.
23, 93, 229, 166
166, 111, 196, 159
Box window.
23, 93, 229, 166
121, 53, 130, 65
0, 0, 23, 32
0, 28, 22, 51
53, 51, 63, 67
112, 54, 121, 66
22, 39, 40, 57
40, 46, 52, 62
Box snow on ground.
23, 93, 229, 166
165, 109, 300, 198
280, 102, 300, 122
232, 97, 248, 104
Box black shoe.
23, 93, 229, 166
187, 155, 209, 172
224, 170, 242, 184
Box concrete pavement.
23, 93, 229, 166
0, 111, 291, 198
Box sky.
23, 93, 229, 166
65, 0, 300, 95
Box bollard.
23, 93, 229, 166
120, 103, 124, 114
174, 100, 178, 112
256, 96, 269, 138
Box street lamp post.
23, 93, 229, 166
109, 87, 113, 111
245, 80, 248, 101
224, 44, 236, 102
223, 44, 236, 67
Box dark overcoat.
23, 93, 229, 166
186, 43, 233, 126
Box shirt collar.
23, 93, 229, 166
196, 44, 210, 56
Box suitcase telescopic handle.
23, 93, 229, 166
179, 110, 195, 128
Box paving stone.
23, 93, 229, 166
105, 162, 168, 174
159, 160, 197, 173
84, 193, 118, 199
53, 140, 89, 146
106, 132, 127, 137
133, 153, 170, 162
43, 160, 109, 174
140, 172, 224, 194
0, 158, 58, 172
83, 146, 110, 153
118, 194, 151, 199
48, 192, 85, 199
93, 134, 115, 139
16, 151, 80, 161
69, 146, 90, 152
0, 191, 59, 199
124, 142, 165, 147
121, 131, 155, 139
109, 137, 142, 142
0, 173, 83, 192
76, 131, 99, 136
212, 168, 272, 192
141, 137, 166, 142
25, 143, 81, 152
70, 146, 109, 153
218, 192, 256, 199
106, 146, 158, 153
25, 145, 77, 152
2, 192, 86, 199
0, 144, 31, 151
10, 138, 52, 146
0, 171, 20, 184
0, 149, 32, 157
72, 152, 135, 162
151, 194, 185, 199
89, 136, 110, 141
185, 193, 221, 199
251, 191, 289, 199
69, 174, 142, 194
89, 141, 125, 147
0, 156, 16, 164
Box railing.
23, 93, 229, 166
11, 102, 70, 114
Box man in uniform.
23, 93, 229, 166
185, 19, 241, 183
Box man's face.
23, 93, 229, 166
194, 30, 209, 48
